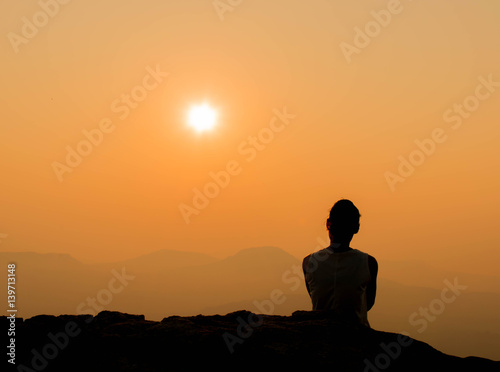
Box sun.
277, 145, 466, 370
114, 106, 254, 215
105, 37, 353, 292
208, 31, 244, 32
187, 103, 217, 133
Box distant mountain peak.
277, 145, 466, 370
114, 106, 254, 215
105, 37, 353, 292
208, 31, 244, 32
112, 248, 218, 269
222, 246, 299, 265
234, 246, 287, 254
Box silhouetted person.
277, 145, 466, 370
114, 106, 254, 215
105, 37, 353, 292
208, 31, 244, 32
302, 199, 378, 327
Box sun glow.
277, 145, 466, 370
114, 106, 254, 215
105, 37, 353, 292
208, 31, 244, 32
187, 104, 217, 133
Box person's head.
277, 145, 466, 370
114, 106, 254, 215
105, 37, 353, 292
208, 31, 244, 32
326, 199, 360, 241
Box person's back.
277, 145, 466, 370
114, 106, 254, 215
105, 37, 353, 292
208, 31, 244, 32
303, 199, 378, 327
304, 246, 372, 326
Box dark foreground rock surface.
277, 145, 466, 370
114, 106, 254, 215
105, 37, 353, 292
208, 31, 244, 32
3, 310, 500, 371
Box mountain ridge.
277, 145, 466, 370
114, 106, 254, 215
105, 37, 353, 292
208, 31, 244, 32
1, 247, 499, 359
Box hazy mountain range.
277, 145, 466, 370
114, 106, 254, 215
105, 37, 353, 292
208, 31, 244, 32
1, 246, 499, 360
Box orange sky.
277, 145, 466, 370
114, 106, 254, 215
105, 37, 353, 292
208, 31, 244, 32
1, 0, 500, 275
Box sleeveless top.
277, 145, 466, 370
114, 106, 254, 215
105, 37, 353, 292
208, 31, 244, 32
304, 247, 371, 327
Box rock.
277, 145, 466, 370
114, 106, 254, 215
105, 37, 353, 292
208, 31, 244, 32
6, 311, 500, 372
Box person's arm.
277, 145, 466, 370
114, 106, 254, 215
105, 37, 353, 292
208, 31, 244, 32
367, 255, 378, 311
302, 255, 311, 296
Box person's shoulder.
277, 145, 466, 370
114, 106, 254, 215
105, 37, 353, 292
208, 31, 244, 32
354, 250, 378, 269
310, 247, 332, 260
302, 247, 330, 268
302, 254, 312, 272
367, 254, 378, 275
307, 246, 330, 256
354, 249, 377, 261
367, 254, 378, 265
